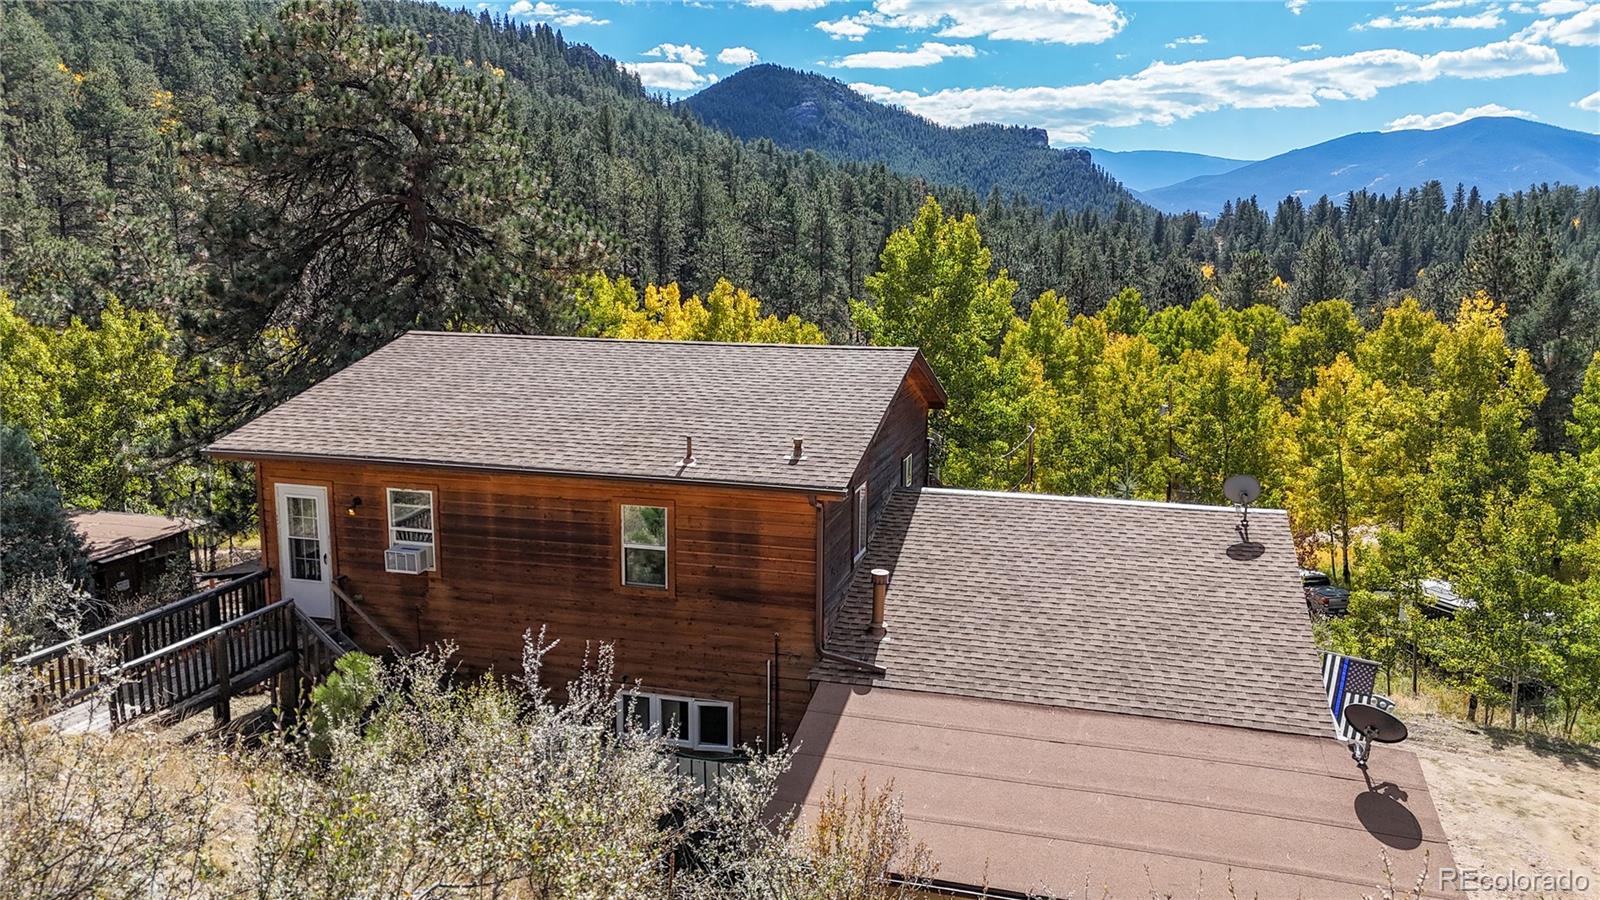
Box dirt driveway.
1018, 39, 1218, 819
1396, 710, 1599, 899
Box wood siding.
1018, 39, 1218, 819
255, 459, 821, 745
821, 380, 933, 630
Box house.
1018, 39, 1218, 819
209, 331, 1455, 895
207, 332, 946, 747
779, 489, 1458, 897
69, 509, 196, 600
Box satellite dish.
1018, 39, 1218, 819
1223, 474, 1262, 544
1345, 703, 1408, 744
1223, 474, 1262, 507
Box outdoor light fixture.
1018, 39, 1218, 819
346, 496, 362, 517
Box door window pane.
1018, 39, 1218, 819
289, 536, 321, 581
287, 496, 319, 539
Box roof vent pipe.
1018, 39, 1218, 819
683, 436, 696, 466
791, 438, 805, 463
869, 568, 890, 636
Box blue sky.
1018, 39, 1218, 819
477, 0, 1600, 159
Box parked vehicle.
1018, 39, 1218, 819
1419, 579, 1474, 618
1299, 568, 1331, 588
1301, 569, 1349, 616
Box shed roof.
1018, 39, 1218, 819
814, 488, 1332, 737
68, 510, 194, 563
207, 332, 944, 493
778, 683, 1457, 899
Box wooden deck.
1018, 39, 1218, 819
14, 571, 345, 733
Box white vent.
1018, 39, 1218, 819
384, 544, 434, 574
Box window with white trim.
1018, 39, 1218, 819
901, 452, 916, 488
853, 482, 868, 560
617, 691, 733, 751
621, 504, 668, 588
387, 488, 435, 568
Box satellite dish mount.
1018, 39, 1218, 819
1343, 702, 1409, 771
1223, 474, 1262, 544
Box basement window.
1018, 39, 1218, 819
617, 691, 734, 751
621, 504, 668, 588
387, 489, 436, 569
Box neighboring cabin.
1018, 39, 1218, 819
68, 509, 196, 601
208, 333, 945, 747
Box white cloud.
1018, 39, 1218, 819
1383, 102, 1535, 129
829, 41, 976, 68
1287, 0, 1309, 14
718, 46, 761, 65
811, 0, 1126, 46
1412, 0, 1477, 9
506, 1, 608, 26
1507, 1, 1536, 10
1355, 9, 1506, 29
643, 43, 708, 66
1299, 42, 1323, 50
1513, 3, 1600, 44
849, 40, 1563, 142
622, 61, 709, 90
1164, 34, 1208, 48
817, 14, 872, 39
1577, 89, 1600, 110
744, 0, 831, 8
1537, 0, 1587, 13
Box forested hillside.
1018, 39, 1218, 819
1, 0, 1598, 530
682, 64, 1133, 214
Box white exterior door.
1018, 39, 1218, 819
275, 484, 333, 618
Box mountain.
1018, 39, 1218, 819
1081, 148, 1250, 193
1141, 117, 1600, 215
682, 64, 1135, 213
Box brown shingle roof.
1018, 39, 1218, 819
778, 684, 1458, 899
813, 487, 1332, 737
208, 333, 943, 493
68, 510, 194, 563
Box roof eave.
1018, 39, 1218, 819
203, 446, 853, 497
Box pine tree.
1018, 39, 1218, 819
199, 1, 606, 407
1285, 228, 1351, 318
0, 421, 88, 586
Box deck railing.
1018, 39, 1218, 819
108, 597, 342, 728
13, 569, 271, 714
674, 750, 750, 793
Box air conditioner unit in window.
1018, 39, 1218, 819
384, 544, 434, 574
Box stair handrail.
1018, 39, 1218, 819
290, 606, 348, 659
114, 598, 296, 672
331, 581, 407, 654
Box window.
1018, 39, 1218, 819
621, 504, 668, 588
387, 489, 436, 569
286, 496, 322, 581
617, 691, 734, 751
901, 453, 916, 488
853, 483, 868, 561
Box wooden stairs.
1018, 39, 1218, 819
12, 570, 350, 733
